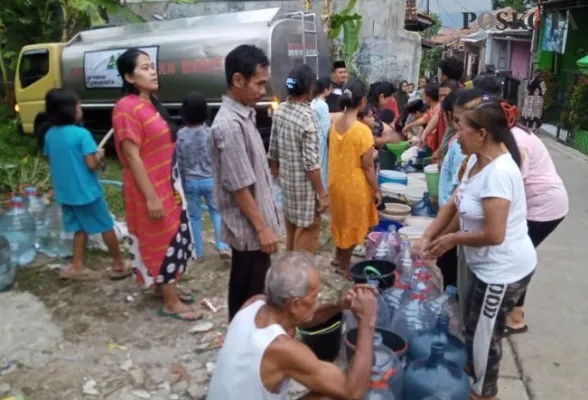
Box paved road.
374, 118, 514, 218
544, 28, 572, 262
498, 135, 588, 399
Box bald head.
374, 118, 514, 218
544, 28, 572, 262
264, 252, 319, 307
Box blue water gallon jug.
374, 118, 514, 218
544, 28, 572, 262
365, 332, 404, 400
0, 196, 37, 266
39, 202, 73, 258
404, 342, 470, 400
24, 186, 46, 249
0, 234, 15, 291
407, 313, 467, 369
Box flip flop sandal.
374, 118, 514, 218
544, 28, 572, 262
58, 268, 102, 281
504, 324, 528, 337
107, 267, 132, 281
330, 259, 340, 267
157, 307, 203, 321
152, 288, 197, 305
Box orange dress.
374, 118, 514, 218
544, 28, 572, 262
112, 95, 194, 288
328, 121, 378, 249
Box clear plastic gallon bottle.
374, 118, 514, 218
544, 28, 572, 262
0, 196, 37, 266
365, 332, 404, 400
39, 202, 73, 258
0, 234, 15, 291
24, 186, 46, 249
404, 342, 470, 400
407, 313, 467, 369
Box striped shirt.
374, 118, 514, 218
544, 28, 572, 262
268, 101, 320, 227
210, 95, 281, 251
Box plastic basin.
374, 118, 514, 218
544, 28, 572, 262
298, 312, 343, 362
424, 164, 440, 197
386, 141, 410, 160
380, 183, 406, 199
350, 259, 396, 290
378, 170, 408, 186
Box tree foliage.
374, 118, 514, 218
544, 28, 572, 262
491, 0, 535, 12
420, 12, 441, 40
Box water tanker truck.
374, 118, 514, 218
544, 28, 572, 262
14, 8, 330, 147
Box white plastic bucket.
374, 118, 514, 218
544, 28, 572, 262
380, 183, 407, 199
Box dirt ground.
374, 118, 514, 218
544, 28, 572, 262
0, 219, 352, 400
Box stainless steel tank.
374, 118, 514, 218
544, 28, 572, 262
61, 8, 331, 109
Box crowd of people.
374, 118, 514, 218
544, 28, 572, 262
38, 42, 568, 400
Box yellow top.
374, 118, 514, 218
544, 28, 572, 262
328, 121, 378, 249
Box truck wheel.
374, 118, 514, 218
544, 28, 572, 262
33, 112, 50, 151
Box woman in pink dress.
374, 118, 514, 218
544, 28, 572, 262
112, 49, 200, 321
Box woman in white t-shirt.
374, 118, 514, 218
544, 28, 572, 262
416, 91, 537, 400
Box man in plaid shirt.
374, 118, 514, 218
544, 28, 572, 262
269, 65, 328, 254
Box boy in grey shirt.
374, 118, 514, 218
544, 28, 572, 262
177, 92, 230, 260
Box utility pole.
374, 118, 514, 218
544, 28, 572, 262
426, 0, 430, 14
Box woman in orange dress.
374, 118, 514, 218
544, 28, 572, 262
112, 49, 200, 321
328, 80, 380, 278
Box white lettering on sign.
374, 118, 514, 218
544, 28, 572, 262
287, 49, 318, 57
83, 46, 159, 89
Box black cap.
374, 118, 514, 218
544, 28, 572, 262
332, 60, 346, 70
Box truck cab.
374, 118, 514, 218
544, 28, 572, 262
14, 43, 64, 136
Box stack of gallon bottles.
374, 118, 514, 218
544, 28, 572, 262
0, 187, 73, 290
357, 233, 470, 399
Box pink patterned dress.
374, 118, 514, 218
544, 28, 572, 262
112, 94, 194, 288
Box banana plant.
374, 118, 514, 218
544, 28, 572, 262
328, 0, 362, 79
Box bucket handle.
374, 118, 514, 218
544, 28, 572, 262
363, 266, 383, 281
297, 320, 342, 336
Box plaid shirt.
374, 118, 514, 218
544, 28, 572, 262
268, 101, 320, 228
210, 95, 281, 251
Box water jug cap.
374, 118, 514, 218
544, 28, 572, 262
388, 225, 397, 233
446, 285, 458, 296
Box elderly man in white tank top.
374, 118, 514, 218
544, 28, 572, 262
207, 252, 379, 400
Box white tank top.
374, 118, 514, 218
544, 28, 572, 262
207, 300, 290, 400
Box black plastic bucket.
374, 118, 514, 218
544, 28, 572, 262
298, 312, 343, 362
344, 327, 407, 361
379, 149, 397, 170
350, 260, 396, 290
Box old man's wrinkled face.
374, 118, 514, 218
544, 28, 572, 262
288, 268, 321, 324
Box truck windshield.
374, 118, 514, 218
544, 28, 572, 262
19, 49, 50, 89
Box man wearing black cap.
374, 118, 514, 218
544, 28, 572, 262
325, 60, 348, 113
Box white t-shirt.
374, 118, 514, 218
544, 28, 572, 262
455, 153, 537, 284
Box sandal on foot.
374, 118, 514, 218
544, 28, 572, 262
152, 288, 197, 305
58, 267, 102, 281
330, 259, 340, 267
157, 307, 203, 321
107, 266, 132, 280
504, 324, 528, 337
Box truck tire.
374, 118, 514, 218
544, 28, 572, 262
33, 112, 50, 151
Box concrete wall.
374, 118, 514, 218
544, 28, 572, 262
128, 0, 422, 84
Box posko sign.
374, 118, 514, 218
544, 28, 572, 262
462, 10, 577, 31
